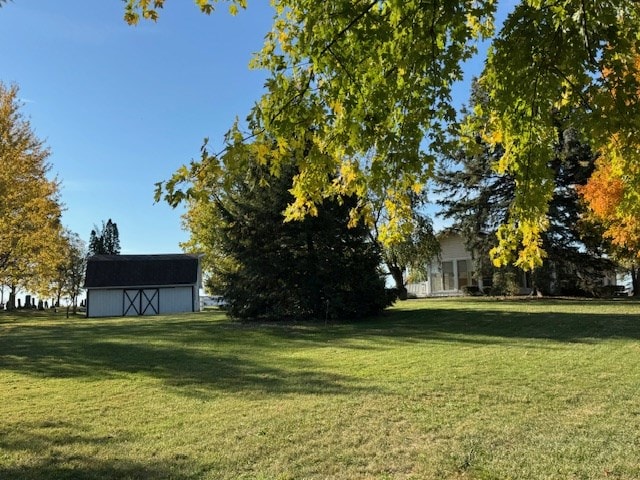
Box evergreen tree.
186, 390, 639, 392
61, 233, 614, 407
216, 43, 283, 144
88, 229, 101, 256
103, 219, 121, 255
437, 112, 614, 295
215, 163, 391, 321
88, 219, 121, 255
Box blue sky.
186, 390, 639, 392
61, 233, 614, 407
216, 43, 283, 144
0, 1, 272, 253
0, 2, 510, 254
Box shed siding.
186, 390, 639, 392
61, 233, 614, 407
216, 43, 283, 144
87, 289, 123, 317
159, 287, 194, 314
88, 286, 197, 317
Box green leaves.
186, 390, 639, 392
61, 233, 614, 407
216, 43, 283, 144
123, 0, 246, 25
124, 0, 165, 24
476, 0, 640, 268
247, 0, 498, 244
129, 0, 640, 270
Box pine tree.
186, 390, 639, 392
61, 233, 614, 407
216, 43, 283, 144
437, 120, 614, 296
88, 219, 121, 255
216, 163, 391, 321
88, 229, 101, 256
103, 219, 121, 255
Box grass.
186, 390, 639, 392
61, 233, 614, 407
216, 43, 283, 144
1, 298, 640, 479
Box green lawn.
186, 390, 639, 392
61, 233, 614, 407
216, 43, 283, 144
1, 298, 640, 479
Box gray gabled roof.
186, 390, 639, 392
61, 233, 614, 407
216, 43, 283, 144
84, 254, 200, 288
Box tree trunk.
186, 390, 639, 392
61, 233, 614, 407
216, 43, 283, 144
631, 265, 640, 297
305, 231, 323, 317
388, 264, 408, 300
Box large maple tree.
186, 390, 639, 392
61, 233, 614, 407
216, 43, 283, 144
0, 83, 65, 308
126, 0, 640, 271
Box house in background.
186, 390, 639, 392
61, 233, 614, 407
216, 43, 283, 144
407, 231, 481, 297
407, 230, 619, 298
406, 231, 536, 297
84, 254, 202, 317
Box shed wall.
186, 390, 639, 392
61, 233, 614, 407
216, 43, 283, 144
87, 289, 123, 317
87, 286, 197, 317
159, 286, 195, 314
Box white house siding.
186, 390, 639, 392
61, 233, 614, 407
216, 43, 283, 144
87, 289, 123, 317
427, 234, 475, 296
158, 286, 195, 314
440, 235, 468, 259
407, 233, 477, 297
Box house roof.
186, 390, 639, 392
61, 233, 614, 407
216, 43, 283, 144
84, 254, 201, 288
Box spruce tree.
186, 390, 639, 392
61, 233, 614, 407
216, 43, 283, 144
103, 219, 121, 255
437, 110, 614, 295
218, 163, 391, 321
88, 219, 121, 255
88, 229, 101, 256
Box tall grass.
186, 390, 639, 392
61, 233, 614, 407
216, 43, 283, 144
1, 298, 639, 479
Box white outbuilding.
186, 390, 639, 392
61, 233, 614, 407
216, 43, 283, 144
84, 254, 202, 317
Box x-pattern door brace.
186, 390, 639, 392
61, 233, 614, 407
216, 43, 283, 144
124, 289, 141, 315
141, 289, 159, 315
123, 289, 160, 316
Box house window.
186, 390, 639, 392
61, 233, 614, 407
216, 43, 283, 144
442, 261, 455, 290
458, 259, 471, 289
430, 258, 475, 293
430, 269, 442, 293
431, 270, 443, 292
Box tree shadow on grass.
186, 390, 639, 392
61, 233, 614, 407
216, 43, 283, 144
0, 460, 184, 480
0, 318, 374, 396
2, 300, 639, 392
0, 420, 194, 480
377, 301, 640, 343
254, 298, 640, 347
0, 420, 126, 452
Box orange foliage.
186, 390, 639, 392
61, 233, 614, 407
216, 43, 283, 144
579, 160, 640, 256
579, 52, 640, 258
578, 161, 623, 218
